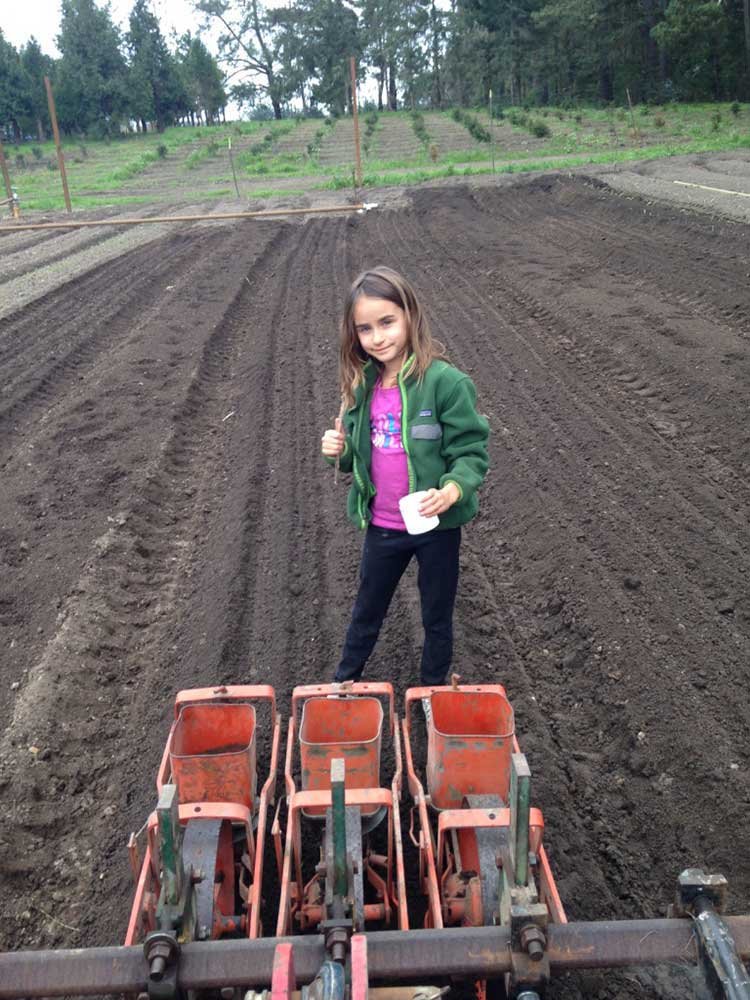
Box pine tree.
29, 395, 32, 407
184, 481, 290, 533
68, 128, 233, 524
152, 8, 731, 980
0, 32, 29, 140
20, 38, 55, 140
127, 0, 184, 131
177, 34, 227, 124
56, 0, 129, 134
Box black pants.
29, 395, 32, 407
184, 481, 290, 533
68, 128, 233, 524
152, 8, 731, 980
335, 525, 461, 686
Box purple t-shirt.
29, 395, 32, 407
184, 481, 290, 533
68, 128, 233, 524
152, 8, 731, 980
370, 384, 409, 530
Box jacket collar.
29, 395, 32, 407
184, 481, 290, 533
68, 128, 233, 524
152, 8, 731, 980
361, 353, 416, 390
350, 355, 416, 410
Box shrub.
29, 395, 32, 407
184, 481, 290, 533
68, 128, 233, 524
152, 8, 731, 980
711, 109, 722, 130
363, 112, 378, 149
47, 158, 57, 171
157, 143, 168, 158
429, 143, 438, 162
451, 108, 490, 141
529, 119, 551, 138
306, 126, 326, 159
730, 100, 741, 116
78, 143, 88, 158
411, 110, 430, 145
31, 146, 43, 160
654, 114, 666, 128
574, 113, 583, 124
15, 154, 26, 169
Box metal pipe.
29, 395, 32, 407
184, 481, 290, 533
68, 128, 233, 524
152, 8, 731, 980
331, 759, 348, 899
0, 204, 367, 235
3, 919, 750, 998
692, 897, 750, 999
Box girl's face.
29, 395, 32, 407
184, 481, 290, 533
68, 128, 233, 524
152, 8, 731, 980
353, 295, 410, 369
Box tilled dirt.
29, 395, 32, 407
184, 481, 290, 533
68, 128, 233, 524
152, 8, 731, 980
1, 174, 749, 999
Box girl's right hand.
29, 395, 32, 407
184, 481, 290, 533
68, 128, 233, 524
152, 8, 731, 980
321, 417, 345, 458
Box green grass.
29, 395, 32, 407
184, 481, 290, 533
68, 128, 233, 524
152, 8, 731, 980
112, 150, 161, 180
317, 130, 750, 190
246, 187, 308, 198
20, 192, 153, 211
4, 122, 271, 210
238, 151, 320, 178
3, 104, 748, 214
477, 101, 749, 154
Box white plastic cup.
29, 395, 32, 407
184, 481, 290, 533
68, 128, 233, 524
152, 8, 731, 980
398, 491, 440, 535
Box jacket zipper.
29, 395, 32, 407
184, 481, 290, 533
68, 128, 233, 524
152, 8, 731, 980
352, 392, 369, 529
399, 369, 416, 493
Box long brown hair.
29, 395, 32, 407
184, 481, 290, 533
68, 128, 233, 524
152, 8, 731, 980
339, 266, 447, 409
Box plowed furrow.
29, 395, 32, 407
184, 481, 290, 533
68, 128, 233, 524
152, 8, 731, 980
405, 198, 750, 608
472, 181, 750, 333
0, 228, 226, 445
373, 203, 750, 914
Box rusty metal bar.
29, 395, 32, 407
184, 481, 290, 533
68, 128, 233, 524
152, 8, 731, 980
0, 141, 14, 209
3, 919, 750, 997
350, 56, 362, 188
0, 203, 367, 235
44, 76, 72, 213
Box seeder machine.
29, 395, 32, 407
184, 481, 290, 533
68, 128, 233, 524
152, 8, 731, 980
2, 679, 750, 1000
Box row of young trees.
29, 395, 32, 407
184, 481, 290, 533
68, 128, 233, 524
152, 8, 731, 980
0, 0, 226, 141
2, 0, 749, 139
196, 0, 750, 119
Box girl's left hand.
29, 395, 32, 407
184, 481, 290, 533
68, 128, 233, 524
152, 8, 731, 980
419, 483, 460, 517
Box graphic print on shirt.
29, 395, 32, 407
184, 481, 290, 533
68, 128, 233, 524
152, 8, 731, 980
371, 410, 404, 452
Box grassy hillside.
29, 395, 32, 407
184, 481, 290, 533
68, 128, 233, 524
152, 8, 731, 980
2, 103, 749, 213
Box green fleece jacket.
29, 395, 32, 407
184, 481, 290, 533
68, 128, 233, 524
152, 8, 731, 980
327, 357, 490, 530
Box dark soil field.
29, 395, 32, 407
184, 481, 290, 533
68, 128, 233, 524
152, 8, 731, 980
1, 173, 749, 999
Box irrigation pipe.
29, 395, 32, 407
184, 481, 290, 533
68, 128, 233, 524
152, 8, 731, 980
0, 202, 377, 234
673, 180, 750, 199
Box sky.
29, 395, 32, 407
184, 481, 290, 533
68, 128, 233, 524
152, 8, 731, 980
2, 0, 209, 56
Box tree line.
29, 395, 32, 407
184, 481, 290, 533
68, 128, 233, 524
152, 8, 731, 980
197, 0, 750, 117
0, 0, 226, 141
2, 0, 749, 140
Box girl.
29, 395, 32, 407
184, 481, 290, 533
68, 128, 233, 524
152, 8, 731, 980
321, 266, 489, 687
